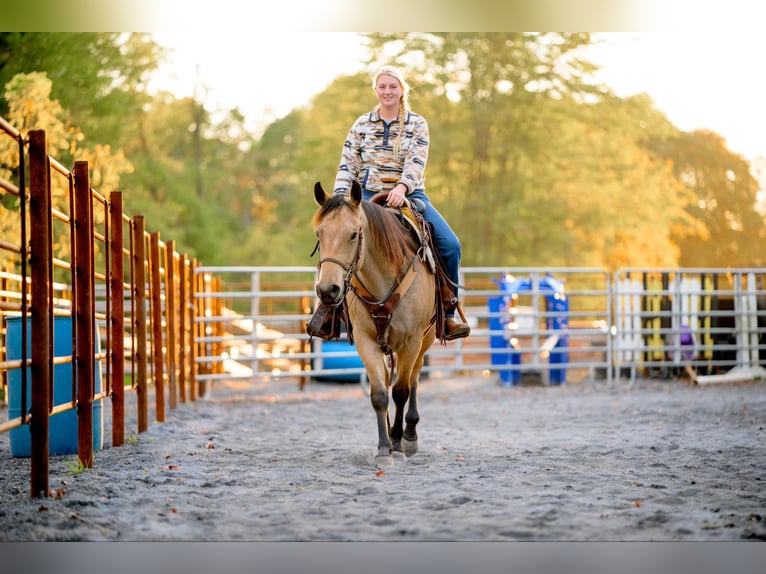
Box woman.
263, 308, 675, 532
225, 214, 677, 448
328, 65, 470, 341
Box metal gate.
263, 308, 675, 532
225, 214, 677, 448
192, 266, 613, 387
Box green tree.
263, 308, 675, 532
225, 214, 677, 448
0, 33, 162, 146
0, 72, 133, 273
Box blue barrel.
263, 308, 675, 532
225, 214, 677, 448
546, 295, 569, 385
314, 338, 365, 383
6, 315, 104, 457
488, 295, 519, 386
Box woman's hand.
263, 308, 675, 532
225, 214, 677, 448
386, 183, 407, 208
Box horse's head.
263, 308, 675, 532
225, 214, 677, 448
312, 181, 364, 306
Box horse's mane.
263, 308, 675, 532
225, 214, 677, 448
361, 200, 418, 274
313, 194, 417, 275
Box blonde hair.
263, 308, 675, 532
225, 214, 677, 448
373, 66, 410, 158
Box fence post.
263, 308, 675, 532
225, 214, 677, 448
28, 130, 52, 497
109, 191, 125, 446
73, 161, 95, 469
165, 240, 177, 410
193, 260, 205, 398
178, 253, 188, 403
149, 232, 165, 421
189, 258, 199, 401
132, 216, 148, 433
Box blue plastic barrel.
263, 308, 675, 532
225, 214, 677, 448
314, 338, 365, 383
6, 315, 104, 457
488, 295, 519, 386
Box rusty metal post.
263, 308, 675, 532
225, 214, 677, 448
28, 130, 51, 497
214, 276, 224, 378
73, 162, 94, 469
178, 254, 188, 403
109, 191, 125, 446
131, 216, 148, 433
149, 232, 165, 422
165, 240, 177, 410
191, 259, 205, 400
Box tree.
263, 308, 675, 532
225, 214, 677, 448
0, 33, 163, 146
0, 72, 133, 273
652, 130, 766, 267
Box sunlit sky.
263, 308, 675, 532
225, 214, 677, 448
148, 32, 764, 162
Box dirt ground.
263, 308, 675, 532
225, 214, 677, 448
1, 373, 765, 543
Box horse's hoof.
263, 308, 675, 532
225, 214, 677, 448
402, 439, 418, 456
374, 454, 395, 468
392, 450, 406, 462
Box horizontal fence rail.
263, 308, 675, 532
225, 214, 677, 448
191, 265, 766, 389
613, 268, 766, 384
0, 116, 217, 498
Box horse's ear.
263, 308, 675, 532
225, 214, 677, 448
349, 180, 362, 207
314, 181, 329, 206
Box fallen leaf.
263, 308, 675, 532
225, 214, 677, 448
38, 505, 48, 512
632, 500, 641, 507
168, 465, 179, 470
54, 489, 65, 500
455, 455, 465, 461
375, 470, 385, 477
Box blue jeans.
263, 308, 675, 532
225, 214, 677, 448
362, 188, 462, 312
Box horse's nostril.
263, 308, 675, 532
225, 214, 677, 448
316, 283, 343, 304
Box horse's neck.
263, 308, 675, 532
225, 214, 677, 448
355, 244, 393, 299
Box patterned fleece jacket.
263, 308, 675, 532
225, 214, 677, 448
333, 108, 429, 196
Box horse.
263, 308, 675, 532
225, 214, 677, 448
311, 180, 438, 465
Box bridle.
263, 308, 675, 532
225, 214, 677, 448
311, 218, 426, 358
311, 226, 364, 298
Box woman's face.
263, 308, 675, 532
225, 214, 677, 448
374, 74, 402, 107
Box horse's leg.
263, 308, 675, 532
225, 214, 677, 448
390, 363, 413, 459
402, 331, 435, 456
358, 341, 395, 463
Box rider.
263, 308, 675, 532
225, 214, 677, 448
308, 65, 470, 342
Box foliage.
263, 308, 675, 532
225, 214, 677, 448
0, 71, 133, 273
1, 32, 762, 273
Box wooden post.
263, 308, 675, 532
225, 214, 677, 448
28, 130, 51, 497
109, 191, 125, 446
73, 161, 94, 469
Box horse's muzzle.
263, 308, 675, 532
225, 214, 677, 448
316, 283, 344, 305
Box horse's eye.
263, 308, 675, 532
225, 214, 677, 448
350, 231, 358, 242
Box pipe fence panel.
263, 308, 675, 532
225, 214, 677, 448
613, 268, 766, 384
0, 116, 215, 497
193, 266, 614, 387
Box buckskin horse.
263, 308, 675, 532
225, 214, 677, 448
311, 180, 442, 465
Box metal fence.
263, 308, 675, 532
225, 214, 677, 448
613, 268, 766, 384
192, 265, 766, 389
0, 118, 214, 497
192, 266, 613, 387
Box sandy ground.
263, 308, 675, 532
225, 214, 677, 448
0, 373, 765, 542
